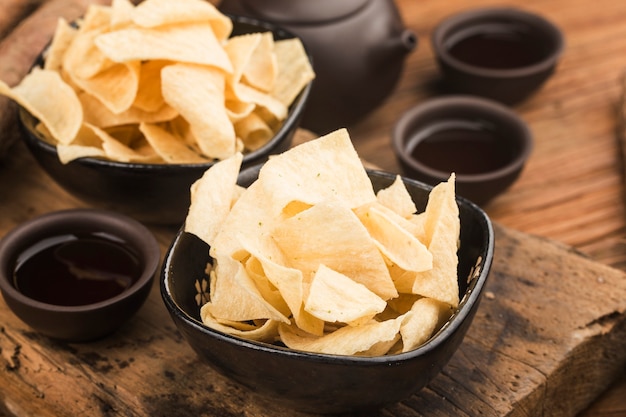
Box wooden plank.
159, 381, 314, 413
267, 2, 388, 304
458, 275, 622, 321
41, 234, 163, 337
0, 175, 625, 417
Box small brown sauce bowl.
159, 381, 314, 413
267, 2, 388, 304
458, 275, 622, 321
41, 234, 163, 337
431, 7, 564, 104
392, 95, 533, 205
0, 209, 160, 342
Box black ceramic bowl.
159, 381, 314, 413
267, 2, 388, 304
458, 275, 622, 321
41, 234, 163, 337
18, 15, 312, 225
432, 7, 564, 104
0, 209, 160, 342
160, 168, 494, 414
393, 95, 533, 205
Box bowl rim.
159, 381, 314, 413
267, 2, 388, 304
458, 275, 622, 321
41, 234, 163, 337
431, 6, 565, 79
160, 169, 495, 364
0, 208, 160, 312
392, 95, 533, 183
18, 13, 313, 172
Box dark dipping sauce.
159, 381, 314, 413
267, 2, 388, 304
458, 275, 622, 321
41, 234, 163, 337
13, 233, 142, 306
408, 119, 514, 175
447, 24, 547, 69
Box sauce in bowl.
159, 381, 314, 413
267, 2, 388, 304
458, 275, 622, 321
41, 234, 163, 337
407, 119, 515, 175
446, 24, 549, 69
13, 233, 142, 306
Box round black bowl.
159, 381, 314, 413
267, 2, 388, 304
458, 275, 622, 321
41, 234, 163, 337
160, 168, 494, 414
18, 15, 312, 225
0, 209, 160, 342
432, 7, 564, 104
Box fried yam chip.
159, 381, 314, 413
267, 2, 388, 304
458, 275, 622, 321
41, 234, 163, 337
258, 129, 376, 212
376, 174, 418, 218
202, 253, 290, 324
400, 297, 453, 353
242, 239, 324, 336
411, 175, 461, 307
95, 23, 233, 72
356, 204, 432, 273
272, 201, 397, 300
201, 305, 280, 343
133, 60, 168, 112
78, 90, 178, 128
272, 38, 315, 106
305, 264, 386, 325
140, 122, 209, 164
278, 316, 404, 357
0, 68, 82, 144
185, 152, 243, 244
235, 112, 273, 151
62, 6, 114, 79
132, 0, 232, 41
161, 64, 235, 160
69, 61, 141, 114
44, 18, 76, 72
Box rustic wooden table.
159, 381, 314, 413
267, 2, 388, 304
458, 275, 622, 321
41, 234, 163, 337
357, 0, 626, 272
0, 0, 625, 416
351, 1, 626, 415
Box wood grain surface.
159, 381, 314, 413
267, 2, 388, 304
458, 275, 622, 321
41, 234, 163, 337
1, 0, 626, 416
344, 1, 626, 414
0, 197, 624, 417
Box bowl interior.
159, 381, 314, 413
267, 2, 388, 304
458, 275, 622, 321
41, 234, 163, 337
393, 96, 532, 183
434, 7, 564, 75
0, 209, 160, 312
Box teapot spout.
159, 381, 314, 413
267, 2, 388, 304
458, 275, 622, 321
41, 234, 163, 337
370, 28, 417, 68
399, 28, 418, 53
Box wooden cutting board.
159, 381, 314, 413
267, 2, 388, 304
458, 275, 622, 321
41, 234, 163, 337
1, 139, 625, 417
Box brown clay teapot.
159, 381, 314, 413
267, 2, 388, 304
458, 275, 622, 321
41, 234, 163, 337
218, 0, 417, 134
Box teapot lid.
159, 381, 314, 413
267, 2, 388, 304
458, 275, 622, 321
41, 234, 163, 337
237, 0, 371, 24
